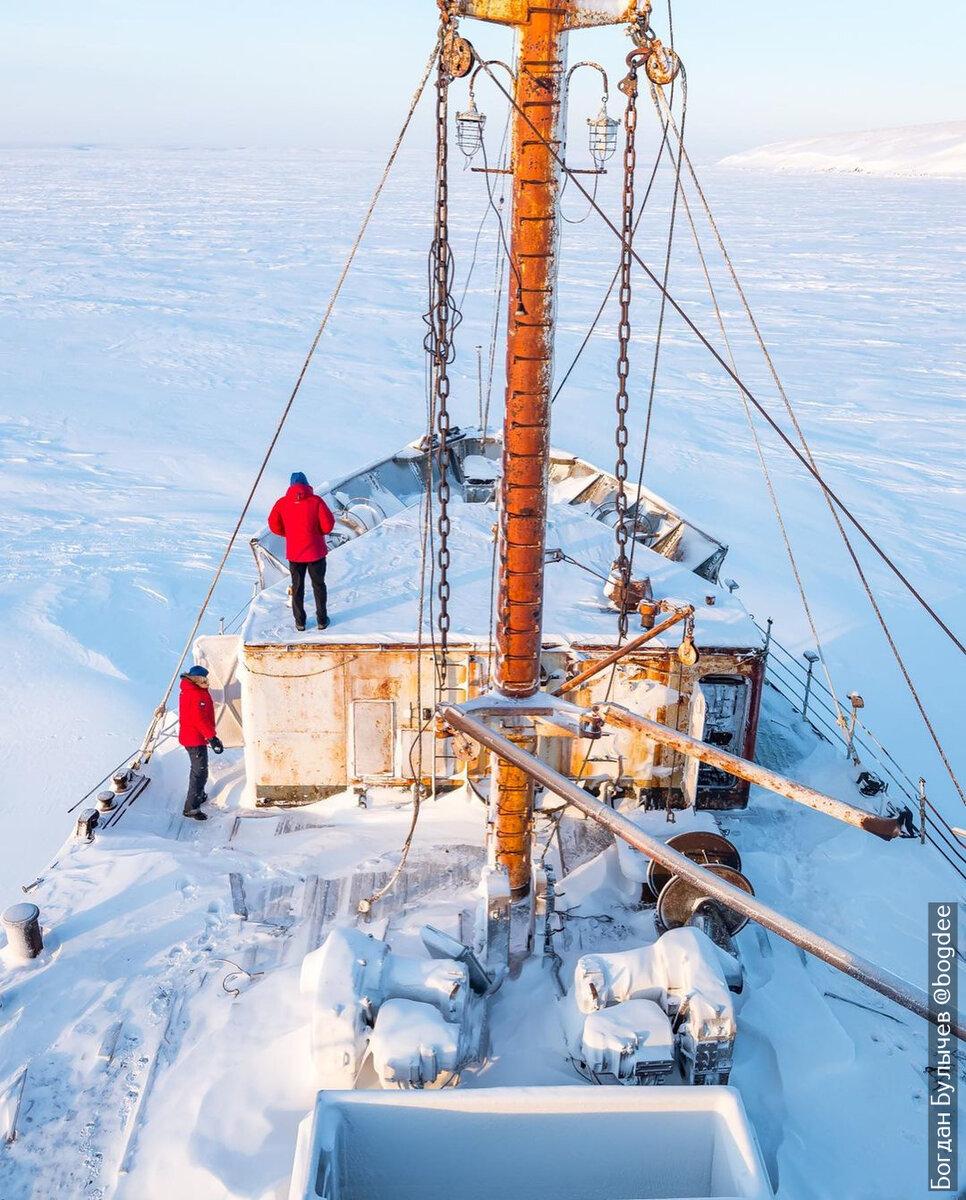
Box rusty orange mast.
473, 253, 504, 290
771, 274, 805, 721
453, 1, 643, 895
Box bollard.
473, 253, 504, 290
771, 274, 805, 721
3, 902, 43, 959
96, 790, 116, 812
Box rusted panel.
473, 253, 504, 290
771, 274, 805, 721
351, 699, 396, 778
458, 0, 639, 29
559, 646, 767, 807
241, 644, 494, 801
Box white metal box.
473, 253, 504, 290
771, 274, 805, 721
289, 1085, 773, 1200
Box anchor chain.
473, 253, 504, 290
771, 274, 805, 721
613, 51, 645, 642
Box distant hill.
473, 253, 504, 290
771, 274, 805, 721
719, 120, 966, 178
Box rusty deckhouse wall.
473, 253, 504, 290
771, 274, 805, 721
239, 638, 763, 807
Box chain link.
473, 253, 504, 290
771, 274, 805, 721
613, 53, 643, 642
429, 46, 455, 662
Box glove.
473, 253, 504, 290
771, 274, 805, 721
209, 737, 224, 754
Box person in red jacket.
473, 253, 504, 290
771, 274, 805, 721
268, 471, 336, 632
178, 665, 223, 821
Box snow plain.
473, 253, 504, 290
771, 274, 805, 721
0, 138, 963, 1200
0, 144, 962, 897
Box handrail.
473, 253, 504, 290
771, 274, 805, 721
440, 703, 965, 1042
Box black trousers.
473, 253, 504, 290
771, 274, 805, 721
184, 744, 208, 815
289, 558, 327, 627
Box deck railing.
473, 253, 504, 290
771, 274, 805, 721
753, 617, 925, 814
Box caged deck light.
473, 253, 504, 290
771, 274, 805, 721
456, 94, 486, 159
568, 61, 618, 167
587, 102, 619, 165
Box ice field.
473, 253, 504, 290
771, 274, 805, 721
0, 145, 962, 897
0, 140, 964, 1198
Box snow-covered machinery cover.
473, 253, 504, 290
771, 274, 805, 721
289, 1085, 773, 1200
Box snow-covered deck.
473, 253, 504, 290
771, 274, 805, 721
0, 689, 950, 1198
245, 498, 759, 650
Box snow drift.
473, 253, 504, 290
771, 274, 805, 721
720, 120, 966, 178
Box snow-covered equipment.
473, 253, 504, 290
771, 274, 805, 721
299, 928, 387, 1087
369, 998, 462, 1089
575, 928, 736, 1017
2, 902, 43, 960
74, 808, 100, 842
420, 923, 493, 993
95, 790, 116, 812
299, 927, 474, 1088
288, 1086, 774, 1200
575, 928, 738, 1086
579, 998, 675, 1084
656, 863, 755, 945
460, 452, 500, 504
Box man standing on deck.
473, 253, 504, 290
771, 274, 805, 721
178, 665, 223, 821
268, 471, 336, 632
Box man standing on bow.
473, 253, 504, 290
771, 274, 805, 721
268, 471, 336, 632
178, 665, 223, 821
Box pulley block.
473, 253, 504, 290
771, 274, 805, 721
442, 30, 473, 79
645, 40, 680, 86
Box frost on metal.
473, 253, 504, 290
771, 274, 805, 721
457, 0, 640, 30
299, 927, 478, 1090
574, 927, 738, 1086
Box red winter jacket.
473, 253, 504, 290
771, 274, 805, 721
268, 484, 336, 563
179, 678, 217, 747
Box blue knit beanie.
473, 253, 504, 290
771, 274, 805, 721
290, 471, 309, 487
185, 665, 209, 678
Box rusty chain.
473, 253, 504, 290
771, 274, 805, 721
613, 50, 646, 642
426, 37, 458, 670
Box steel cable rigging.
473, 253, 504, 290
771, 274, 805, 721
647, 86, 964, 806
471, 51, 965, 813
472, 54, 965, 662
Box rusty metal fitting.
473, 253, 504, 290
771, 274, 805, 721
578, 712, 604, 740
618, 48, 647, 96
627, 3, 654, 47
677, 614, 699, 667
442, 28, 474, 78
645, 39, 679, 85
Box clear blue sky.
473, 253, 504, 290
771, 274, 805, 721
1, 2, 963, 154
